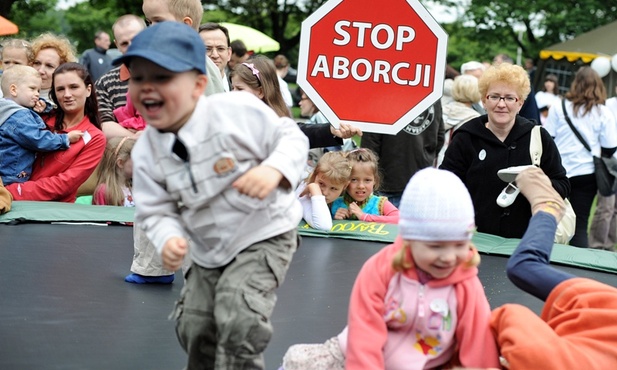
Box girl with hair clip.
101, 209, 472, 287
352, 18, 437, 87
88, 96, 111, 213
281, 168, 499, 370
296, 151, 352, 231
229, 54, 291, 118
93, 136, 136, 206
330, 148, 399, 224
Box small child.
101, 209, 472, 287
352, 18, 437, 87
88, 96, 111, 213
282, 168, 500, 370
0, 38, 33, 70
114, 22, 309, 369
0, 38, 33, 99
93, 136, 136, 206
296, 151, 352, 231
112, 92, 146, 132
0, 65, 82, 185
331, 148, 399, 223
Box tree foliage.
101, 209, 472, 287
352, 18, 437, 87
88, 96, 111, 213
3, 0, 617, 67
436, 0, 617, 64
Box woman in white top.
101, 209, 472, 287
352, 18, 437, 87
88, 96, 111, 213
589, 90, 617, 250
544, 66, 617, 247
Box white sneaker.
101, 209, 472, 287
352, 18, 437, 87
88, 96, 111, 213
496, 182, 521, 208
497, 165, 536, 183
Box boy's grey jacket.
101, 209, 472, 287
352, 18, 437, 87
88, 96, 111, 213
133, 92, 309, 268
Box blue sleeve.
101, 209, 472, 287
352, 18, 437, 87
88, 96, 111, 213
10, 111, 69, 151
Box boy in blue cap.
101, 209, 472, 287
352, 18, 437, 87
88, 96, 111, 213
114, 21, 309, 369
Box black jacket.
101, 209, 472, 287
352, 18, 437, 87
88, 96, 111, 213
298, 123, 343, 149
361, 102, 445, 193
440, 115, 570, 238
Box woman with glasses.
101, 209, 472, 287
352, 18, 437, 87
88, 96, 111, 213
440, 63, 570, 239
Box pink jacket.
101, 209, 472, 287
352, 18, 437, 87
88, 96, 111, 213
113, 93, 146, 131
343, 237, 499, 369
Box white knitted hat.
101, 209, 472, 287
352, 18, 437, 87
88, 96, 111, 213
399, 168, 476, 241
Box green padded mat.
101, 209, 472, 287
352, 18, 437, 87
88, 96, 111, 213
2, 201, 616, 273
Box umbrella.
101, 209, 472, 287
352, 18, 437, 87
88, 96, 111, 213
220, 22, 280, 53
0, 16, 18, 36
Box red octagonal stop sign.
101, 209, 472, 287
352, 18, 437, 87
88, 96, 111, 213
297, 0, 448, 134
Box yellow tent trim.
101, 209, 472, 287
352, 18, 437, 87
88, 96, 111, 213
539, 50, 598, 63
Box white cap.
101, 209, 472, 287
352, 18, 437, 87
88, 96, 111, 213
399, 168, 476, 241
460, 61, 485, 75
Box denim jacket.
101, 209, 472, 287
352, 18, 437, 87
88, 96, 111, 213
0, 99, 69, 184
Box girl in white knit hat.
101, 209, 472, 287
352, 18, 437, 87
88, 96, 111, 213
280, 167, 500, 370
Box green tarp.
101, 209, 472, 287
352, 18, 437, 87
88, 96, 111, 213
2, 201, 616, 274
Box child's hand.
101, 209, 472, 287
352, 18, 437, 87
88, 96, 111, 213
33, 100, 47, 113
161, 236, 188, 271
233, 165, 283, 199
305, 183, 323, 197
348, 202, 364, 220
68, 130, 84, 143
334, 207, 350, 220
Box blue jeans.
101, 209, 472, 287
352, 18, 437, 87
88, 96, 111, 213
506, 212, 575, 301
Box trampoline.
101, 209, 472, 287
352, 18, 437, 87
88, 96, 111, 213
1, 202, 616, 369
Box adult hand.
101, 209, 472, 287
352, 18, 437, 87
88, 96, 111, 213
330, 122, 363, 139
161, 236, 188, 271
232, 165, 283, 199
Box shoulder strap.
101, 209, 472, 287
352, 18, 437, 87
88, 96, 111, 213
562, 99, 592, 152
530, 125, 542, 166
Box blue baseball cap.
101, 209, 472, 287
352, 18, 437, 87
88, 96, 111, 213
113, 21, 206, 75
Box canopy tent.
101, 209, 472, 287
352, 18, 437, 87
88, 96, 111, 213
220, 22, 280, 53
535, 21, 617, 96
0, 15, 18, 36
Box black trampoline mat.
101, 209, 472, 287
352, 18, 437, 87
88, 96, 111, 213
1, 224, 616, 369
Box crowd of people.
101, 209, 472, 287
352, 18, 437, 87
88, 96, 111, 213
1, 0, 617, 368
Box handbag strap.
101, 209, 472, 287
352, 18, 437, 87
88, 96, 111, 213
561, 99, 592, 153
530, 125, 542, 166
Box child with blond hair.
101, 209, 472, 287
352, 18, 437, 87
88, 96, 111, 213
0, 38, 33, 99
282, 168, 499, 370
297, 151, 352, 230
93, 136, 136, 206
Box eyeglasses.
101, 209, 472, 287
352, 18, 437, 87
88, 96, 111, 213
206, 46, 229, 56
486, 95, 519, 104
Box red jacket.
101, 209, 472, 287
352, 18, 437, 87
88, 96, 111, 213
6, 116, 105, 202
491, 277, 617, 369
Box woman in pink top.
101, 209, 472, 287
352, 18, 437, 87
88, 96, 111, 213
282, 168, 499, 370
